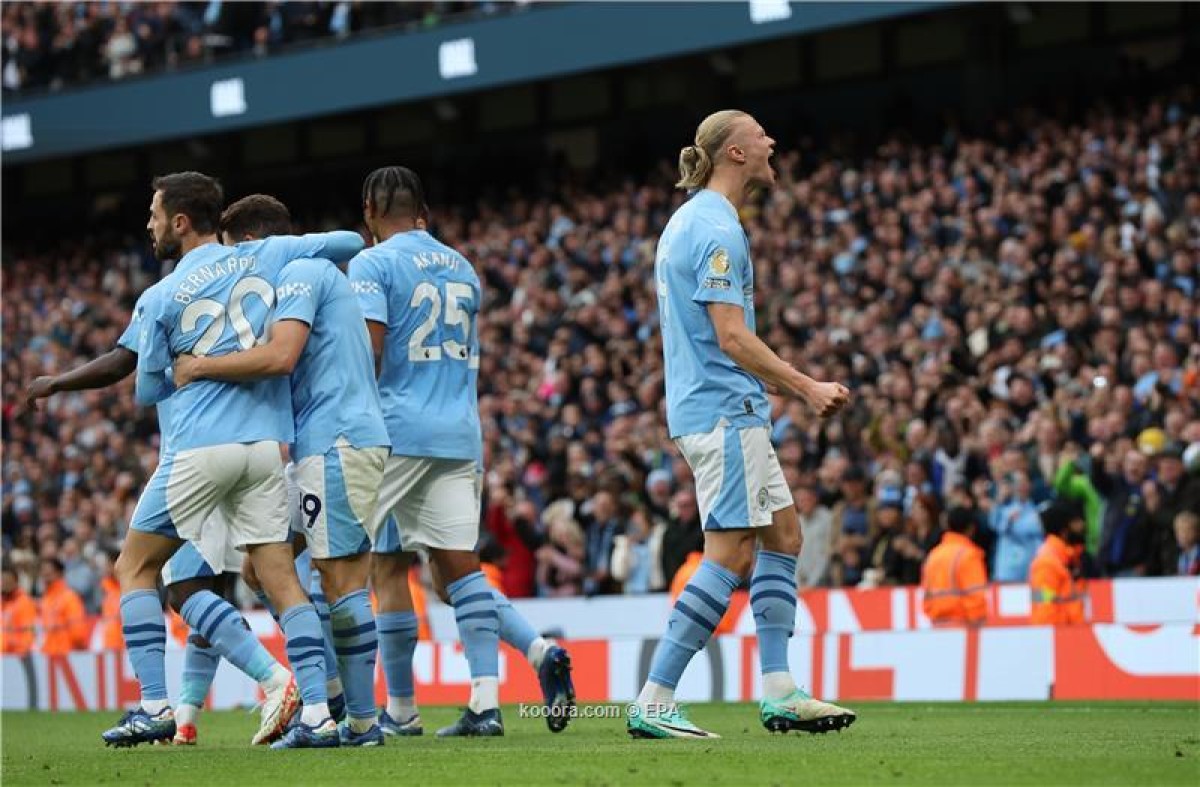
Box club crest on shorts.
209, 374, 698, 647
757, 487, 769, 510
709, 248, 730, 274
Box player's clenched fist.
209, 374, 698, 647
804, 381, 850, 418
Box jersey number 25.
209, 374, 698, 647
409, 281, 476, 365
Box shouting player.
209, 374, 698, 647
629, 111, 857, 739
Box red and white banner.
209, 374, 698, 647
4, 577, 1196, 710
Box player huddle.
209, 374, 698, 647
29, 110, 859, 747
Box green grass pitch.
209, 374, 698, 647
3, 702, 1197, 786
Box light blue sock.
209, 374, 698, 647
494, 589, 537, 656
375, 610, 418, 701
308, 572, 341, 685
180, 590, 278, 684
279, 603, 329, 706
120, 590, 167, 702
750, 551, 798, 676
446, 571, 500, 679
647, 560, 739, 690
330, 589, 378, 722
254, 589, 278, 621
179, 636, 220, 707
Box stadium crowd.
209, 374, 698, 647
2, 1, 525, 93
3, 81, 1199, 643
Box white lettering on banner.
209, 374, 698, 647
827, 591, 866, 632
1093, 625, 1200, 674
1112, 576, 1200, 624
438, 38, 478, 80
210, 78, 247, 118
748, 0, 791, 25
1, 113, 33, 151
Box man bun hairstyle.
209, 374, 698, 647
675, 109, 749, 191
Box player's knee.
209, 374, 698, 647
113, 549, 149, 588
242, 564, 261, 592
769, 530, 802, 558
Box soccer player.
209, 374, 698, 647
348, 166, 509, 737
24, 283, 299, 748
173, 194, 390, 746
105, 171, 364, 749
360, 209, 575, 737
630, 111, 857, 739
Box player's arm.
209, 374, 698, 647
174, 320, 311, 387
707, 304, 848, 417
366, 320, 386, 378
348, 252, 389, 377
275, 231, 365, 265
24, 347, 137, 411
133, 298, 177, 406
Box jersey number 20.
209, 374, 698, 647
179, 276, 274, 356
409, 281, 475, 364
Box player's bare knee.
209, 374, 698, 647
241, 555, 261, 591
762, 529, 801, 557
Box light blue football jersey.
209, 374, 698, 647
272, 258, 389, 459
348, 230, 481, 461
656, 189, 769, 438
135, 232, 365, 452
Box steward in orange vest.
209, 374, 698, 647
1029, 500, 1087, 625
921, 508, 988, 626
38, 559, 89, 655
2, 566, 38, 656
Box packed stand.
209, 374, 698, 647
3, 85, 1200, 653
2, 1, 527, 94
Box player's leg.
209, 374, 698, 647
629, 422, 758, 740
304, 442, 387, 745
629, 528, 749, 740
287, 460, 346, 720
230, 441, 337, 749
165, 571, 221, 746
419, 460, 502, 737
371, 543, 423, 736
105, 529, 184, 746
494, 590, 575, 732
104, 450, 217, 747
306, 562, 346, 722
370, 455, 427, 737
431, 557, 575, 733
755, 503, 856, 734
164, 533, 296, 746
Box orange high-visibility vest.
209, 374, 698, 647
2, 588, 38, 656
39, 579, 88, 655
97, 576, 124, 651
921, 532, 988, 626
1029, 534, 1086, 625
